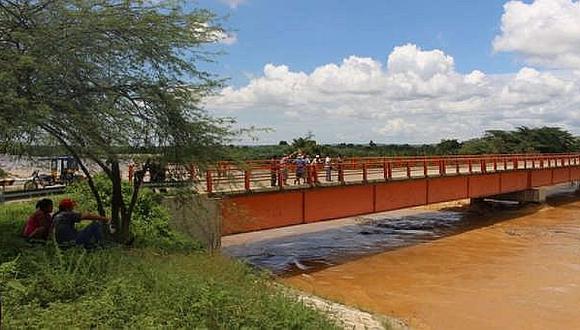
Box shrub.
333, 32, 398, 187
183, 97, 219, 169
65, 175, 201, 251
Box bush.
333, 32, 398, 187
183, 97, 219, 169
65, 175, 201, 251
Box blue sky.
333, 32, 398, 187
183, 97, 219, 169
200, 0, 518, 86
200, 0, 580, 144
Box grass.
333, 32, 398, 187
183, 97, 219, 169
0, 201, 338, 329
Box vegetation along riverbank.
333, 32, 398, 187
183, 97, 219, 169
0, 182, 339, 328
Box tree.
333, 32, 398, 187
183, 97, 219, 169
436, 139, 461, 155
0, 0, 232, 241
291, 132, 317, 155
459, 126, 577, 154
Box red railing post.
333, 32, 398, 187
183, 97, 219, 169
513, 158, 518, 170
278, 170, 284, 190
423, 160, 428, 177
503, 158, 507, 170
481, 159, 487, 173
540, 158, 544, 168
244, 170, 251, 191
468, 160, 472, 174
493, 158, 497, 171
388, 162, 393, 180
407, 162, 412, 178
306, 165, 313, 185
383, 160, 388, 180
440, 159, 445, 175
338, 164, 344, 183
206, 170, 213, 193
456, 161, 460, 174
362, 163, 368, 182
313, 164, 319, 184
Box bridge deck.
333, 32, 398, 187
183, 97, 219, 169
216, 154, 580, 235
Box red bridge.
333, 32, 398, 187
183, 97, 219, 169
199, 153, 580, 235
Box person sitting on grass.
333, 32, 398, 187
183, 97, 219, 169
22, 198, 54, 241
53, 198, 110, 249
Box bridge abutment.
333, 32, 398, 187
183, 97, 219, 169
163, 195, 222, 251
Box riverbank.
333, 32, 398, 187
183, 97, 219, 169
0, 201, 337, 328
291, 289, 408, 330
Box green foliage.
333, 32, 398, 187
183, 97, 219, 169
227, 127, 580, 160
227, 142, 441, 160
460, 126, 578, 154
0, 166, 7, 178
1, 0, 232, 161
65, 175, 199, 251
292, 132, 318, 155
436, 139, 462, 155
0, 202, 337, 329
0, 0, 236, 240
0, 201, 35, 260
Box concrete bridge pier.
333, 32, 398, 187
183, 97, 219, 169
471, 188, 547, 206
573, 181, 580, 195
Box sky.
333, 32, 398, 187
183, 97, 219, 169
198, 0, 580, 144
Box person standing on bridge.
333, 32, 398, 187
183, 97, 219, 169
324, 155, 332, 181
270, 155, 279, 187
294, 155, 307, 185
336, 154, 344, 182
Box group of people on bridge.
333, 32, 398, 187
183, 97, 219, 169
269, 151, 344, 187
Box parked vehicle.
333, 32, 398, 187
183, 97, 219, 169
34, 156, 83, 187
23, 170, 54, 190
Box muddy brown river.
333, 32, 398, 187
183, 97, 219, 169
223, 185, 580, 329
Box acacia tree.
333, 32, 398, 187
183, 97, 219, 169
0, 0, 233, 241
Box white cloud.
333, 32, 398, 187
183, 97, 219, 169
205, 44, 580, 144
191, 22, 237, 45
373, 118, 418, 137
493, 0, 580, 69
218, 0, 246, 9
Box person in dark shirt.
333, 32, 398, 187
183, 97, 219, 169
22, 198, 54, 241
270, 155, 279, 187
53, 198, 109, 248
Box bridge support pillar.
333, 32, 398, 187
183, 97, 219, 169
480, 188, 547, 204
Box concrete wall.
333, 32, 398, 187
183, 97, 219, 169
163, 195, 221, 251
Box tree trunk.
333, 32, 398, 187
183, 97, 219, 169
76, 158, 106, 216
109, 160, 128, 241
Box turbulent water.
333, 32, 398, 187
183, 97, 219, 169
223, 185, 580, 329
223, 202, 521, 276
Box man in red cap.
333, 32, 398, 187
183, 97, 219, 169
53, 198, 110, 248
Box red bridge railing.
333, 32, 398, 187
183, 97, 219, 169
200, 153, 580, 194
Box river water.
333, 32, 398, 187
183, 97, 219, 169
223, 185, 580, 329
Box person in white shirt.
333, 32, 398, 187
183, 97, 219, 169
324, 155, 332, 181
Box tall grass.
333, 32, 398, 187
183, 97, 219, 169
0, 201, 338, 329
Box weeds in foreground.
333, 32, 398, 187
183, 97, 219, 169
0, 201, 338, 329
